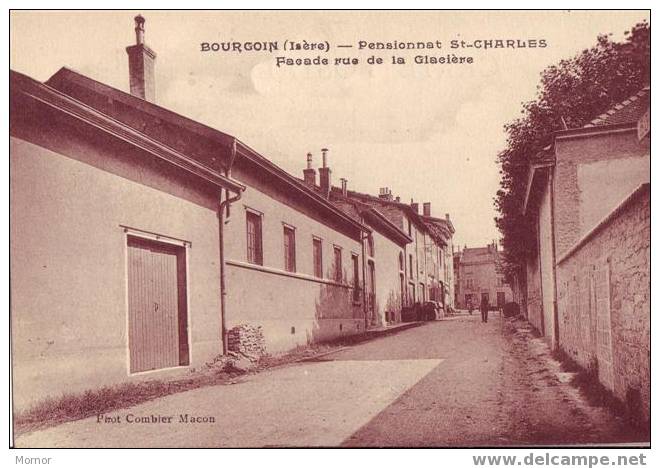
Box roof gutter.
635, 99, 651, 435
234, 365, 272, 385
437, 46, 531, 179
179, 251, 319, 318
522, 161, 554, 215
235, 142, 369, 237
12, 73, 245, 194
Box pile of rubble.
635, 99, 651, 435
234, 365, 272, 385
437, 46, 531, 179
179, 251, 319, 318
227, 324, 267, 362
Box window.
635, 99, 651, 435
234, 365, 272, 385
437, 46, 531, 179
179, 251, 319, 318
398, 252, 404, 271
497, 292, 506, 307
283, 225, 296, 272
409, 254, 414, 278
333, 246, 343, 282
246, 211, 263, 265
367, 234, 375, 257
352, 254, 360, 302
312, 237, 323, 278
408, 283, 415, 304
466, 278, 474, 290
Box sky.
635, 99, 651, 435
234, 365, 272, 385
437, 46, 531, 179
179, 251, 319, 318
10, 10, 649, 248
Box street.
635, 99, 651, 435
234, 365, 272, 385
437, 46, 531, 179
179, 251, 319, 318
15, 313, 639, 448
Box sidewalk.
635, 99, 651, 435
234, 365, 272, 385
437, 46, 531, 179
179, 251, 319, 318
364, 321, 424, 336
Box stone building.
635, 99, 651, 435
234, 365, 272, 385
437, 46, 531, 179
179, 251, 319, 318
453, 242, 512, 310
523, 87, 650, 423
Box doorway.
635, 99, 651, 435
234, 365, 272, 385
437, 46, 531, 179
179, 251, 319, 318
127, 236, 189, 373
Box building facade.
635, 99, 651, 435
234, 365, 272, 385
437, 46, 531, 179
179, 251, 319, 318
10, 16, 460, 409
453, 242, 512, 310
522, 88, 650, 422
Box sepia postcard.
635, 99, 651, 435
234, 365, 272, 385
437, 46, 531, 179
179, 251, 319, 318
8, 9, 651, 453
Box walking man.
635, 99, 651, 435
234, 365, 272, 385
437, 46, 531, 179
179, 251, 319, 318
480, 296, 489, 323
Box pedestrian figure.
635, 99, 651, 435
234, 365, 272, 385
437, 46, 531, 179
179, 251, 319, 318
480, 296, 489, 323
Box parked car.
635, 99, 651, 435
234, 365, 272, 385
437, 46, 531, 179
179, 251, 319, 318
401, 301, 442, 322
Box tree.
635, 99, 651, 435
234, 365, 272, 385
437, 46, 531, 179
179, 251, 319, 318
494, 21, 650, 282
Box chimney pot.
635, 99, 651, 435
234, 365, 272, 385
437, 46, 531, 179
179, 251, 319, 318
321, 148, 329, 168
134, 15, 146, 44
340, 178, 348, 197
378, 187, 393, 201
303, 152, 316, 186
319, 148, 331, 198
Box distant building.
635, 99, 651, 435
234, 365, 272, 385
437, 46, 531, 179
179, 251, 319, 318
300, 170, 456, 325
453, 242, 512, 310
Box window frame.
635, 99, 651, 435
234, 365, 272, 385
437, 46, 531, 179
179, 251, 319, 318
312, 236, 323, 278
245, 209, 263, 266
283, 224, 296, 273
333, 245, 343, 283
351, 253, 361, 303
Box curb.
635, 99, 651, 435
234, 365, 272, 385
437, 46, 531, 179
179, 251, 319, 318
295, 321, 428, 363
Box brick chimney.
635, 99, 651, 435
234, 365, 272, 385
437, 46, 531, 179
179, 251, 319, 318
378, 187, 393, 201
303, 152, 316, 186
410, 199, 419, 214
319, 148, 331, 198
423, 202, 431, 217
126, 15, 156, 102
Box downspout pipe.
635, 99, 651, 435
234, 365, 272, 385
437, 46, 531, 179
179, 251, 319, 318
549, 169, 560, 350
219, 187, 242, 354
219, 139, 244, 355
361, 228, 369, 330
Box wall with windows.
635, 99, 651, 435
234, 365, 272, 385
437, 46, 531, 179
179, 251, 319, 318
223, 169, 364, 353
368, 230, 406, 326
10, 134, 223, 410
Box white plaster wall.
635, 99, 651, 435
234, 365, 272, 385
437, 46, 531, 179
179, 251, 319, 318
577, 154, 649, 237
538, 176, 556, 345
223, 176, 364, 353
371, 231, 405, 324
10, 137, 222, 410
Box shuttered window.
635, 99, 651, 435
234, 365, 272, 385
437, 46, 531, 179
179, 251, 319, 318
333, 246, 343, 282
367, 234, 375, 257
352, 254, 361, 302
246, 211, 263, 265
283, 226, 296, 272
313, 237, 323, 278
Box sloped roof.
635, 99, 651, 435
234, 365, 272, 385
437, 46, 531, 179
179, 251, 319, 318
460, 246, 500, 265
297, 181, 411, 245
584, 87, 650, 128
41, 67, 367, 237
